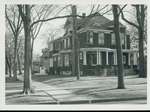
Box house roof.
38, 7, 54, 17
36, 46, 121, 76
51, 13, 126, 42
64, 13, 125, 30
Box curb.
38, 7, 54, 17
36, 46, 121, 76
33, 97, 147, 104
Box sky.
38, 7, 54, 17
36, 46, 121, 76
33, 5, 134, 56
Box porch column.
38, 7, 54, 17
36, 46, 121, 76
114, 51, 117, 65
113, 52, 116, 65
106, 51, 109, 65
125, 33, 127, 49
133, 52, 137, 65
128, 53, 131, 65
97, 50, 99, 65
99, 51, 101, 65
83, 51, 87, 65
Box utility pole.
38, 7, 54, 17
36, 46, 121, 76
71, 5, 80, 80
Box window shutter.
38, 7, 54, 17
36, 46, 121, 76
86, 32, 90, 43
127, 35, 130, 49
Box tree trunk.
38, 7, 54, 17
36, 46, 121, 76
13, 34, 18, 80
138, 5, 146, 78
6, 56, 8, 75
112, 5, 125, 89
71, 5, 80, 80
23, 5, 32, 94
138, 28, 146, 77
121, 5, 147, 78
9, 56, 12, 77
31, 39, 34, 74
6, 55, 12, 77
17, 54, 22, 75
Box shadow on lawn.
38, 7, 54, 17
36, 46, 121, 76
32, 74, 77, 82
32, 74, 117, 85
6, 91, 23, 97
72, 87, 117, 95
6, 77, 22, 83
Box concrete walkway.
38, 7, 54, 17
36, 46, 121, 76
5, 75, 147, 104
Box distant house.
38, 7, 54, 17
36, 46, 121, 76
40, 48, 50, 73
42, 13, 138, 76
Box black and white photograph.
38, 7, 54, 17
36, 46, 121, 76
0, 0, 150, 110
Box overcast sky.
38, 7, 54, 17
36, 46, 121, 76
33, 5, 134, 56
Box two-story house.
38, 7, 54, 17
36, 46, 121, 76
45, 13, 138, 76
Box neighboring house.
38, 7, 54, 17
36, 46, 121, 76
32, 55, 41, 73
43, 13, 138, 76
40, 48, 50, 73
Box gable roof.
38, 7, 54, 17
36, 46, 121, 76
64, 13, 125, 30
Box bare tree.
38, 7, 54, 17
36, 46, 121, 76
112, 5, 125, 89
16, 4, 121, 94
18, 5, 32, 94
17, 4, 75, 94
16, 36, 24, 75
5, 31, 14, 77
71, 5, 80, 80
5, 5, 23, 80
120, 5, 147, 78
30, 5, 56, 72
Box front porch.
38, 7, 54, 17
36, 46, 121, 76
79, 48, 138, 76
80, 47, 138, 67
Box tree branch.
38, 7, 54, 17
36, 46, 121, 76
30, 14, 83, 28
90, 4, 95, 14
97, 5, 109, 13
5, 7, 16, 36
17, 5, 26, 21
120, 8, 139, 28
118, 5, 127, 15
101, 8, 112, 15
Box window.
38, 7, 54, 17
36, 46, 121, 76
54, 56, 57, 62
98, 33, 104, 45
67, 38, 70, 48
58, 56, 61, 67
101, 52, 106, 65
120, 33, 125, 45
89, 32, 93, 44
123, 55, 126, 64
64, 39, 67, 48
64, 54, 69, 66
87, 52, 97, 65
49, 43, 53, 51
80, 52, 83, 60
108, 52, 114, 65
50, 58, 53, 67
111, 33, 116, 45
130, 54, 134, 65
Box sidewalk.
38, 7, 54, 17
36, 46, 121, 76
5, 75, 147, 104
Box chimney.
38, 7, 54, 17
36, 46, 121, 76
82, 13, 86, 18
